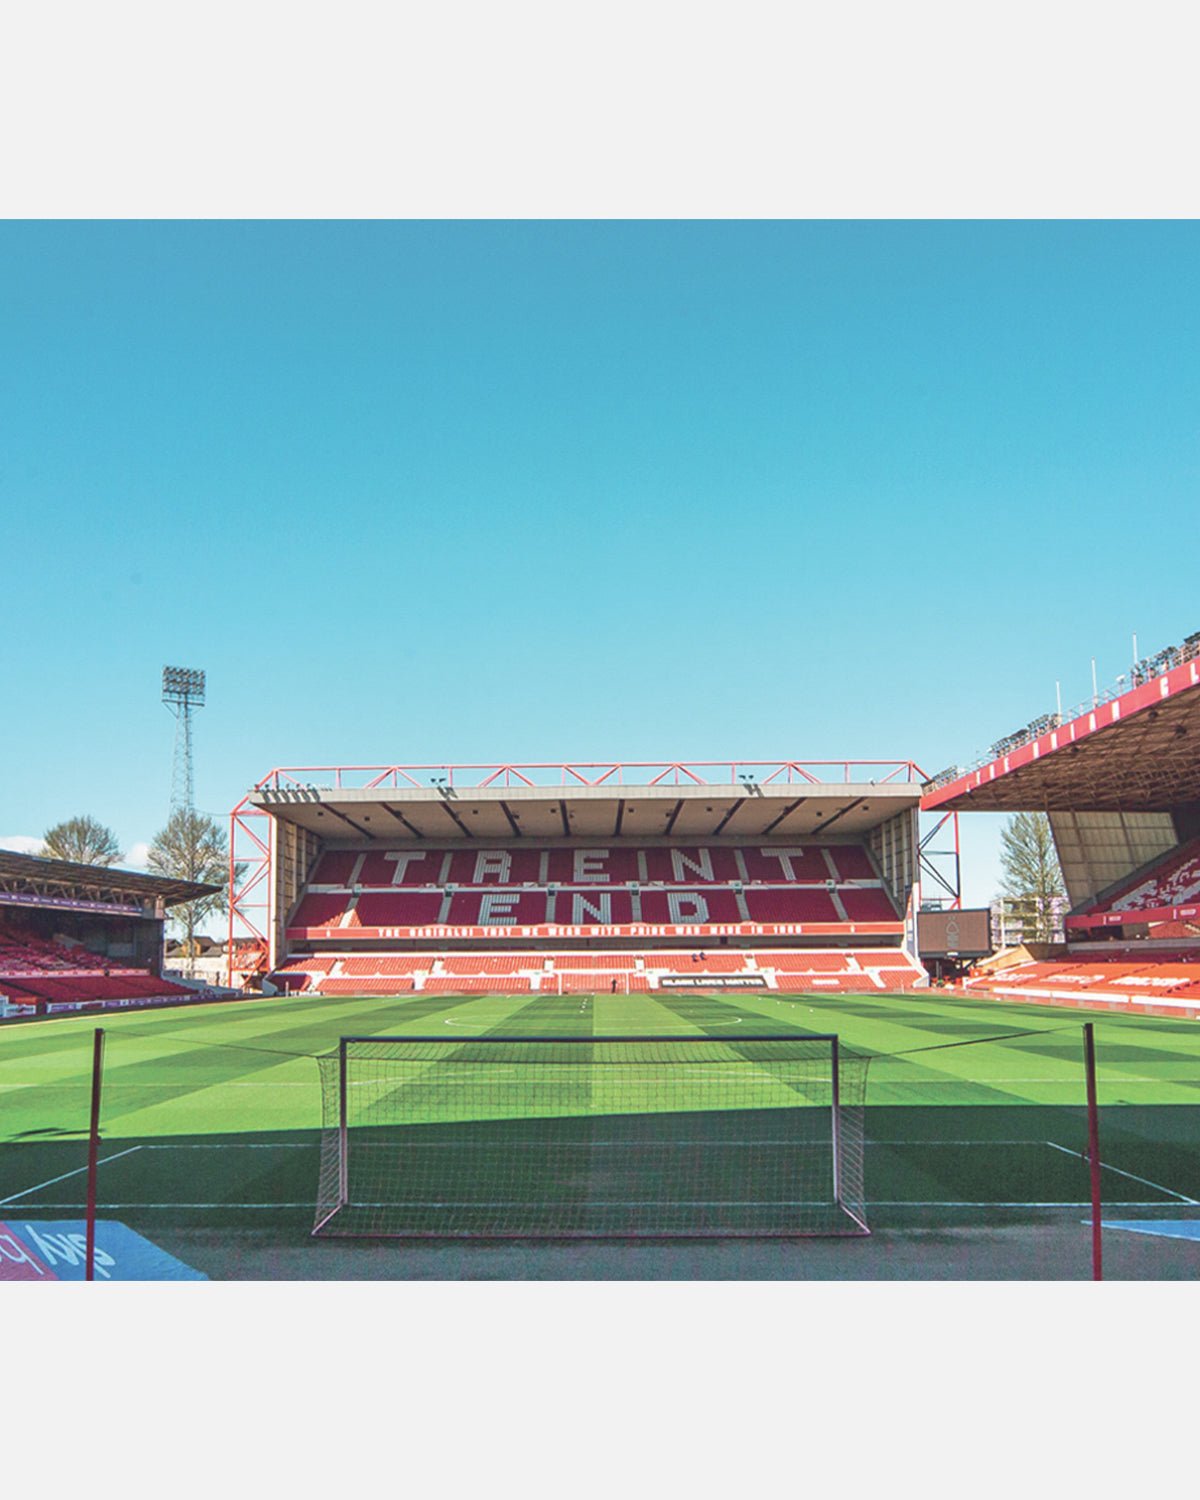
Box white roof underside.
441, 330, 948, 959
251, 781, 918, 843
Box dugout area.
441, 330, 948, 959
2, 989, 1200, 1279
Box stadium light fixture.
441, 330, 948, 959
162, 666, 206, 706
162, 666, 206, 815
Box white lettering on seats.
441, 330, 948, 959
383, 852, 428, 885
473, 850, 512, 883
572, 893, 612, 923
478, 894, 521, 926
574, 850, 609, 882
671, 848, 713, 881
668, 893, 710, 924
761, 848, 805, 881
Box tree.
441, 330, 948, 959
147, 809, 244, 960
999, 811, 1066, 943
42, 815, 123, 866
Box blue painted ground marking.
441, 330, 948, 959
0, 1219, 207, 1280
1100, 1219, 1200, 1243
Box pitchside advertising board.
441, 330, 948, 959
658, 974, 769, 990
0, 1220, 207, 1281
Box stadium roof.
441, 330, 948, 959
0, 850, 219, 908
921, 655, 1200, 814
249, 762, 922, 842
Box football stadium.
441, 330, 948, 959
3, 634, 1200, 1280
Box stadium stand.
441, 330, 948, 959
0, 853, 227, 1017
239, 765, 927, 1002
920, 631, 1200, 1007
1070, 836, 1200, 924
0, 927, 195, 1013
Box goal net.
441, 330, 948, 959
313, 1034, 869, 1239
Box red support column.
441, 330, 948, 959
1083, 1022, 1102, 1281
85, 1027, 105, 1282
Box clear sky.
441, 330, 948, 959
3, 220, 1197, 905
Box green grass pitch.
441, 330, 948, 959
2, 987, 1199, 1236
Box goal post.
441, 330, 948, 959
314, 1033, 869, 1239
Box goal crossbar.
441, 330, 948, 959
314, 1032, 868, 1240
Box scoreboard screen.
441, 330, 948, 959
918, 908, 992, 958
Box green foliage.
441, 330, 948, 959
147, 809, 245, 947
999, 811, 1065, 942
41, 814, 122, 866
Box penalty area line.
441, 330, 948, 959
1044, 1141, 1199, 1204
0, 1145, 143, 1206
17, 1199, 1188, 1212
12, 1201, 316, 1210
140, 1142, 314, 1151
865, 1199, 1182, 1208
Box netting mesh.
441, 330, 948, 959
314, 1036, 869, 1238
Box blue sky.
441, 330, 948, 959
3, 220, 1197, 904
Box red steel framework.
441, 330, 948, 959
228, 759, 959, 984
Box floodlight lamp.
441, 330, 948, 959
162, 665, 207, 705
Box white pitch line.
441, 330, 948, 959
17, 1199, 1185, 1212
440, 1018, 744, 1028
865, 1200, 1177, 1208
1044, 1141, 1199, 1204
140, 1142, 314, 1151
14, 1202, 315, 1210
0, 1145, 143, 1206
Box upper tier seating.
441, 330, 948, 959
1075, 837, 1200, 921
446, 890, 554, 925
838, 887, 898, 920
639, 889, 743, 923
287, 841, 901, 934
291, 892, 355, 928
354, 849, 447, 886
825, 846, 876, 879
739, 846, 835, 882
742, 889, 841, 922
353, 892, 444, 927
639, 846, 743, 883
544, 847, 643, 884
1109, 844, 1200, 912
308, 850, 363, 885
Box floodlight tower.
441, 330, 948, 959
162, 666, 206, 814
